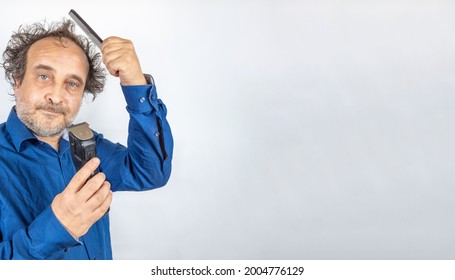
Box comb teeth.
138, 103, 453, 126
68, 9, 103, 48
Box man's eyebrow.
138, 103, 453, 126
33, 64, 54, 72
33, 64, 84, 85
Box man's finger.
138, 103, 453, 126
86, 181, 111, 210
67, 157, 101, 193
78, 172, 107, 202
89, 190, 113, 223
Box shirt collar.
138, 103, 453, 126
6, 106, 38, 152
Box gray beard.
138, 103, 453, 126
15, 103, 76, 137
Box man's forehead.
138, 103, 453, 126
29, 37, 82, 53
27, 37, 89, 75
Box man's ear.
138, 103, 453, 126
13, 76, 21, 90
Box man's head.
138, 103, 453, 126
2, 19, 105, 98
2, 19, 106, 137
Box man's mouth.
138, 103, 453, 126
37, 106, 67, 116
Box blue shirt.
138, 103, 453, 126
0, 81, 173, 259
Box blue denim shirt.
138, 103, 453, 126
0, 81, 173, 259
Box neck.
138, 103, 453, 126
36, 134, 61, 151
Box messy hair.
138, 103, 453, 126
2, 18, 105, 100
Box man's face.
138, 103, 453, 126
14, 37, 89, 137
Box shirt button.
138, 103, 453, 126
154, 131, 160, 137
139, 97, 146, 103
151, 95, 156, 100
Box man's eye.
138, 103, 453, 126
68, 82, 78, 88
39, 74, 48, 80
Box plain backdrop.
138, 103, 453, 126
1, 0, 455, 259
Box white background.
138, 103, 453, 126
1, 0, 455, 259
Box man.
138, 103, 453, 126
0, 19, 173, 259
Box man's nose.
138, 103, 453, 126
45, 84, 64, 104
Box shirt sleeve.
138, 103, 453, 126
97, 75, 174, 191
0, 206, 81, 259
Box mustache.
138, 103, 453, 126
36, 104, 68, 115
